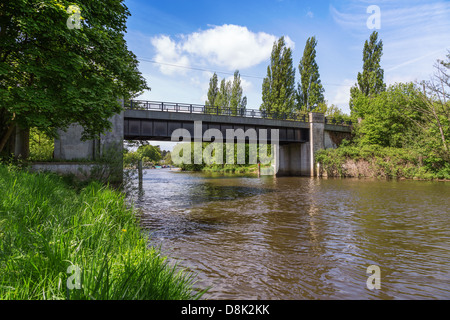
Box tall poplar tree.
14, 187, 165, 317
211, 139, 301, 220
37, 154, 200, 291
230, 70, 245, 115
205, 73, 219, 113
216, 79, 231, 110
350, 31, 386, 112
260, 37, 296, 115
297, 36, 324, 111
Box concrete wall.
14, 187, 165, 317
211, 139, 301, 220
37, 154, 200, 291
54, 124, 97, 161
52, 104, 124, 182
324, 130, 352, 149
54, 111, 124, 161
30, 163, 99, 180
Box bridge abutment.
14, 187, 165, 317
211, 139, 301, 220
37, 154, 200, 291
52, 101, 124, 183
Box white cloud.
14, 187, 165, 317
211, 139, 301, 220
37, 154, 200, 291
150, 35, 190, 75
150, 24, 294, 74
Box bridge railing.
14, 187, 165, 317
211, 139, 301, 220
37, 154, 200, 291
325, 117, 353, 126
125, 100, 352, 126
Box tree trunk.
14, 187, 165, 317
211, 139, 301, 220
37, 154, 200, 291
0, 122, 16, 154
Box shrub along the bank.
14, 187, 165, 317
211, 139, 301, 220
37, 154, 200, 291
316, 144, 450, 180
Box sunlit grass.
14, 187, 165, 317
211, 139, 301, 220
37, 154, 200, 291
0, 165, 205, 300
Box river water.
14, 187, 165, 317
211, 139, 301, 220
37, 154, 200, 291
128, 169, 450, 300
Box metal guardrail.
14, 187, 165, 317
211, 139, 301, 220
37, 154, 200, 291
125, 100, 352, 126
325, 117, 353, 126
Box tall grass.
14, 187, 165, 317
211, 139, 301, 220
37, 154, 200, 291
0, 165, 205, 300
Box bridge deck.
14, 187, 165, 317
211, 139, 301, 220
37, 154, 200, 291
123, 100, 351, 143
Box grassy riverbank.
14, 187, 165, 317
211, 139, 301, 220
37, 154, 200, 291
0, 164, 204, 300
316, 145, 450, 180
200, 164, 259, 174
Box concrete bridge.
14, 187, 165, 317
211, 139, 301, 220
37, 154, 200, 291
52, 100, 352, 178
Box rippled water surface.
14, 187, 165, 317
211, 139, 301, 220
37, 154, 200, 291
129, 169, 450, 300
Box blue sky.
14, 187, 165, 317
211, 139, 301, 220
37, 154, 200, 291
123, 0, 450, 115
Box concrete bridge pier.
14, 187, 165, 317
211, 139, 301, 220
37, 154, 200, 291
275, 112, 325, 177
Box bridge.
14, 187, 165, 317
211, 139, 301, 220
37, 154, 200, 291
123, 100, 351, 143
51, 100, 352, 178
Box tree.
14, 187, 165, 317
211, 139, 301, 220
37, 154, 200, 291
412, 54, 450, 159
261, 37, 296, 115
137, 144, 162, 163
353, 83, 425, 148
214, 78, 232, 113
205, 72, 219, 112
297, 36, 324, 111
0, 0, 149, 155
350, 31, 386, 113
230, 70, 247, 115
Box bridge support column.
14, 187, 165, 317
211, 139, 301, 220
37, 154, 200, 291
14, 126, 30, 159
309, 112, 325, 177
275, 143, 310, 176
274, 112, 324, 177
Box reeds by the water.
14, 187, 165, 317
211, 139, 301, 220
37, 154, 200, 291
0, 165, 204, 300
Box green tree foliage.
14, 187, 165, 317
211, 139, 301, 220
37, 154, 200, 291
29, 128, 54, 161
206, 71, 246, 115
136, 144, 162, 163
205, 72, 219, 112
325, 104, 352, 123
342, 61, 449, 178
350, 31, 386, 111
215, 78, 231, 113
352, 82, 424, 148
123, 144, 163, 167
261, 37, 296, 115
0, 0, 149, 155
297, 36, 325, 111
230, 70, 245, 115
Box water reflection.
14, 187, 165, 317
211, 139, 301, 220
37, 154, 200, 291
127, 169, 450, 300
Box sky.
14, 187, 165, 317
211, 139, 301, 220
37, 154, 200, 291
123, 0, 449, 149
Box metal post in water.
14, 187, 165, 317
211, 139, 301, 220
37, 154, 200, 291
138, 159, 143, 184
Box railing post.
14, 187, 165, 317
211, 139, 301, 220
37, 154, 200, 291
161, 102, 164, 111
190, 104, 193, 113
216, 106, 219, 115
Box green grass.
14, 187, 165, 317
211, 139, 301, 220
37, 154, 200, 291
0, 165, 205, 300
200, 164, 260, 174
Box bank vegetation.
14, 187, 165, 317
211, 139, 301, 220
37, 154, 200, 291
0, 164, 204, 300
317, 51, 450, 180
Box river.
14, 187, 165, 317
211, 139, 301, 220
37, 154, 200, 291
128, 169, 450, 300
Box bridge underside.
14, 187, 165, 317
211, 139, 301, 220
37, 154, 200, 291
124, 118, 309, 144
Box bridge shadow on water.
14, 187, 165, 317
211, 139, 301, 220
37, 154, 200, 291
127, 170, 279, 240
